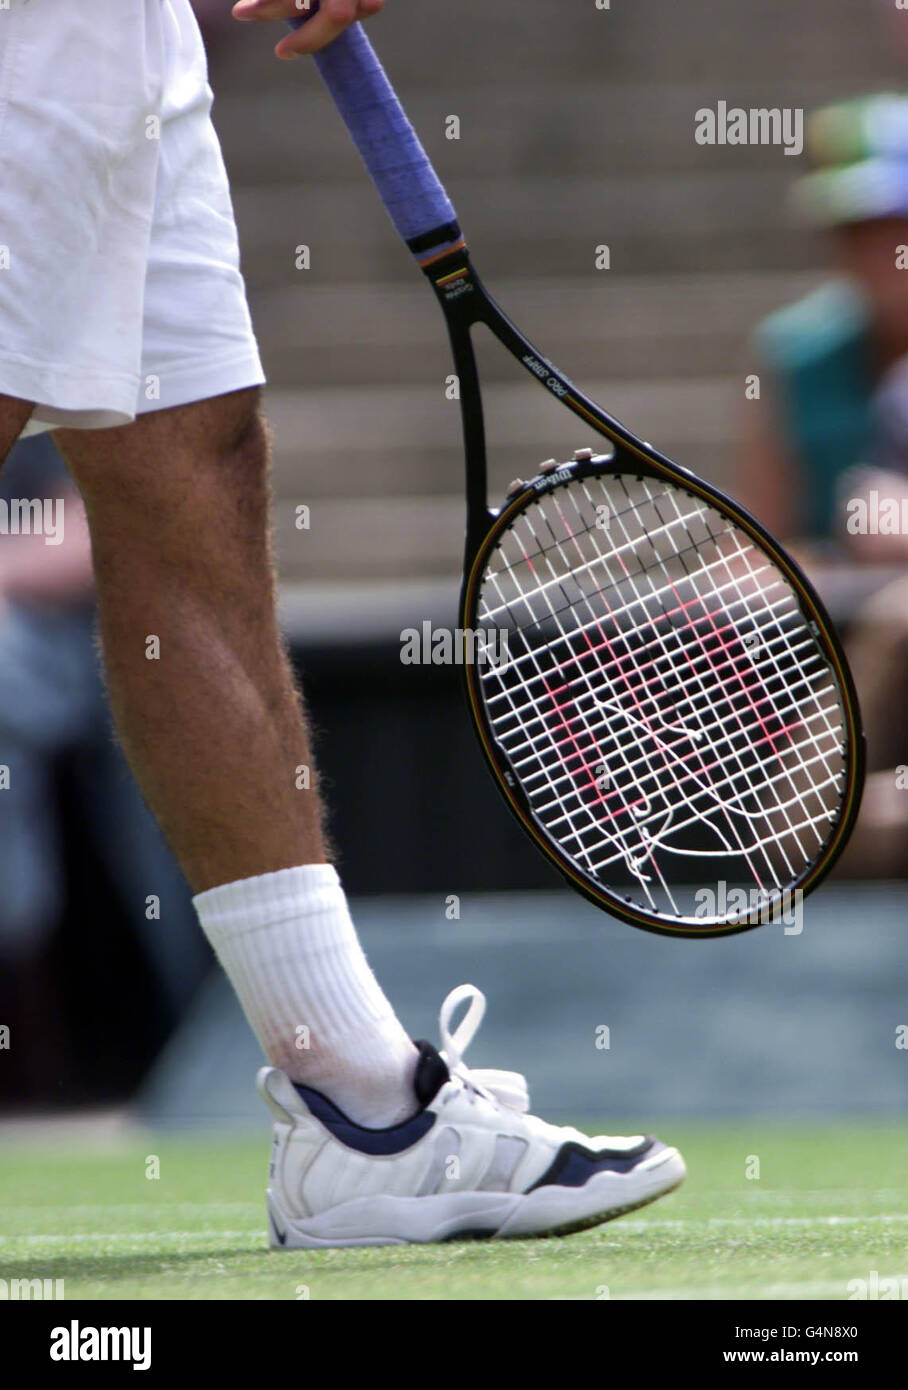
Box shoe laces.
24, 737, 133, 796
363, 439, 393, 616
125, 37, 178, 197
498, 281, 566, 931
438, 984, 529, 1114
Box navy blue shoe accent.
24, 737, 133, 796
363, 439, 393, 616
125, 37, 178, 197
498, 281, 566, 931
291, 1044, 449, 1157
292, 1082, 437, 1155
412, 1040, 450, 1105
527, 1138, 660, 1191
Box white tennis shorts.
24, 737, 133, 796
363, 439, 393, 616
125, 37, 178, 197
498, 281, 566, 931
0, 0, 264, 434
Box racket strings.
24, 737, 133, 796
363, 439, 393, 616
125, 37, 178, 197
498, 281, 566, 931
503, 683, 834, 806
518, 483, 774, 901
504, 511, 683, 903
489, 626, 827, 763
481, 517, 667, 896
481, 502, 749, 916
480, 498, 744, 621
571, 480, 791, 822
690, 505, 845, 835
521, 483, 785, 896
499, 695, 842, 878
605, 477, 827, 876
482, 578, 840, 825
481, 524, 797, 676
474, 473, 847, 920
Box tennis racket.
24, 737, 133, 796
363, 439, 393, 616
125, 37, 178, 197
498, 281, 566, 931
293, 11, 864, 937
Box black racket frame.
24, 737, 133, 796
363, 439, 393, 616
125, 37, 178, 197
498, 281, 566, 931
421, 243, 865, 937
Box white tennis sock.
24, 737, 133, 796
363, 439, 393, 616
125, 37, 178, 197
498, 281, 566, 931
193, 863, 418, 1127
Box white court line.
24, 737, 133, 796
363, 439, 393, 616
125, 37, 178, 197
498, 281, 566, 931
615, 1213, 908, 1232
1, 1212, 906, 1248
611, 1280, 856, 1301
555, 1280, 855, 1300
0, 1231, 260, 1246
0, 1203, 258, 1216
4, 1190, 906, 1221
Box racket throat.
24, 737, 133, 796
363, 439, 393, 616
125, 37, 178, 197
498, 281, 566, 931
457, 346, 493, 565
425, 250, 496, 564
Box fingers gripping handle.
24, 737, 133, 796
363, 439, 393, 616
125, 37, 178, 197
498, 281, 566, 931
290, 12, 460, 255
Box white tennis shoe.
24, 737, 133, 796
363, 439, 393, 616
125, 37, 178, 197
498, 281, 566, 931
257, 983, 685, 1248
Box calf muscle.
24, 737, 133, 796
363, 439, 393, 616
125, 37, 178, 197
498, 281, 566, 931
55, 391, 328, 890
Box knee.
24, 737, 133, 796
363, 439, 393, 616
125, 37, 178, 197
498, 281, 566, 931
214, 395, 271, 499
203, 391, 273, 511
60, 388, 270, 520
203, 397, 273, 541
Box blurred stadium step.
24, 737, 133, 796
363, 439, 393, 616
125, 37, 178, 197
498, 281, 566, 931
234, 171, 822, 287
213, 0, 889, 95
266, 376, 737, 579
218, 79, 866, 185
255, 272, 819, 385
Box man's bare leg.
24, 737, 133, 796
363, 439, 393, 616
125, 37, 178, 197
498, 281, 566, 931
56, 388, 417, 1124
55, 388, 325, 892
0, 396, 36, 464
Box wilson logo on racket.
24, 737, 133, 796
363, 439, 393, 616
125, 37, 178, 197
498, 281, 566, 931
531, 467, 574, 491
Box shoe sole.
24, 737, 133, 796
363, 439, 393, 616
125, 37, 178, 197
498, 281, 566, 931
266, 1146, 686, 1249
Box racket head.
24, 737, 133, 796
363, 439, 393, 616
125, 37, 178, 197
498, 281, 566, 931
460, 446, 864, 937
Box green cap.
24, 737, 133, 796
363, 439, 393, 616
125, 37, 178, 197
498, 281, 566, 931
790, 93, 908, 225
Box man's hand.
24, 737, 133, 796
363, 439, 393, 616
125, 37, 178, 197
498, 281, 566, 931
231, 0, 385, 58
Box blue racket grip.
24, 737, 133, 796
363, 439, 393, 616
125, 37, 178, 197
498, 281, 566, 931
288, 9, 459, 253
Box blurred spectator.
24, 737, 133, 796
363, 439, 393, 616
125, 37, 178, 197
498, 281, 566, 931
838, 357, 908, 875
0, 435, 210, 1105
739, 94, 908, 875
741, 94, 908, 547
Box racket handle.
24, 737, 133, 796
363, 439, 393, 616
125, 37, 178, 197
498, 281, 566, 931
289, 11, 461, 259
